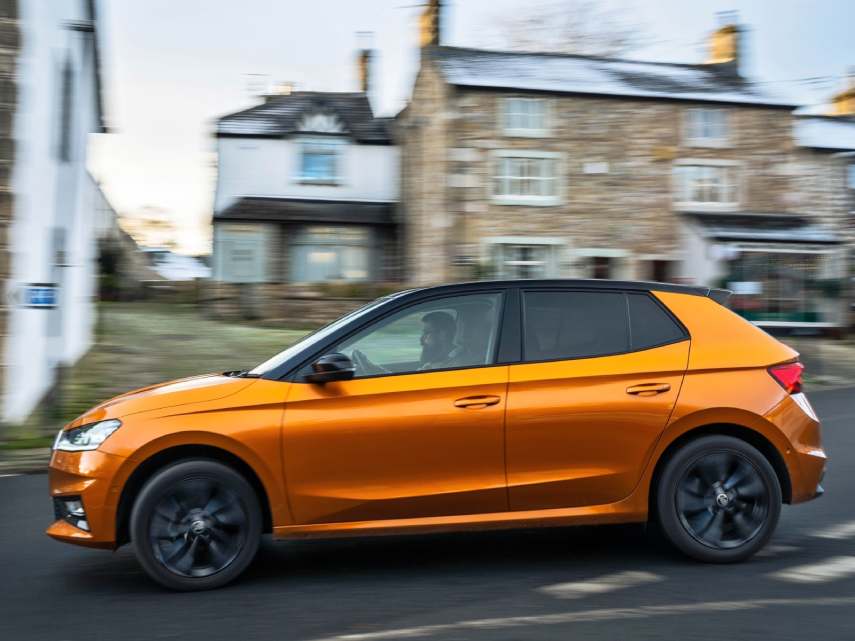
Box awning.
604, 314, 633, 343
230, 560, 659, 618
215, 197, 396, 226
682, 212, 841, 245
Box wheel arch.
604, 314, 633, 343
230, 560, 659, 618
115, 443, 274, 546
648, 422, 793, 517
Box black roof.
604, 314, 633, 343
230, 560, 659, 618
428, 46, 797, 108
215, 197, 395, 225
216, 92, 393, 143
409, 279, 731, 304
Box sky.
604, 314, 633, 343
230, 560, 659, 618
87, 0, 855, 255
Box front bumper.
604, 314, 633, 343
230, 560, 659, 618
46, 449, 128, 548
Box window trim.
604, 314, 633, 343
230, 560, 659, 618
684, 107, 730, 148
519, 288, 689, 365
295, 136, 345, 185
489, 149, 565, 207
289, 290, 509, 382
501, 96, 552, 138
672, 158, 743, 212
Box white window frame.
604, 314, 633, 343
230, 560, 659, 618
296, 136, 345, 184
672, 158, 742, 212
484, 237, 565, 279
489, 150, 564, 207
684, 107, 730, 147
501, 97, 551, 137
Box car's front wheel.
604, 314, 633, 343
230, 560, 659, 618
656, 435, 782, 563
130, 459, 262, 590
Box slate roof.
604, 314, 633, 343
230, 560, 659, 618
216, 92, 393, 143
794, 116, 855, 151
428, 46, 797, 108
683, 212, 840, 244
215, 197, 396, 225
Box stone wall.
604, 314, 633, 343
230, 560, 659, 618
400, 56, 846, 286
0, 0, 17, 424
200, 281, 388, 326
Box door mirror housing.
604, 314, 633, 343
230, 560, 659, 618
305, 353, 355, 384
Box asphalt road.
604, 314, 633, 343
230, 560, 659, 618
2, 387, 854, 641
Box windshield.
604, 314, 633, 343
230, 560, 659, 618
249, 294, 402, 377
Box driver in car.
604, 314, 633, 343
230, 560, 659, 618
352, 311, 457, 375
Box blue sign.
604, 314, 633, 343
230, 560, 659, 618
22, 284, 57, 308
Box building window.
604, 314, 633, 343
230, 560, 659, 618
299, 138, 342, 183
491, 151, 562, 206
503, 97, 549, 136
291, 226, 371, 283
685, 108, 729, 146
490, 242, 561, 278
673, 162, 740, 209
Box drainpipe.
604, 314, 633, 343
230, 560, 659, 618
829, 151, 855, 334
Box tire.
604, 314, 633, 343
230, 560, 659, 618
655, 435, 781, 563
130, 459, 262, 590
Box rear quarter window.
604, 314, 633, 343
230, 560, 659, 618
628, 293, 687, 350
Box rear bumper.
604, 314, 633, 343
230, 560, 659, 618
765, 393, 827, 504
45, 449, 127, 549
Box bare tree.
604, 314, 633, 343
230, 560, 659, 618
483, 0, 648, 58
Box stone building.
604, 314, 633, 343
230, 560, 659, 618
399, 3, 853, 329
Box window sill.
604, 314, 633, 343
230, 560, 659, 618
491, 196, 562, 207
502, 129, 551, 138
682, 139, 731, 149
296, 178, 341, 186
673, 202, 740, 212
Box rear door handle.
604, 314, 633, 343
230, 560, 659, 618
626, 383, 671, 396
454, 395, 501, 409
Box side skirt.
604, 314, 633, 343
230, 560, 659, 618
272, 498, 647, 540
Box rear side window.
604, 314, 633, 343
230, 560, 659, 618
628, 293, 686, 350
523, 291, 628, 361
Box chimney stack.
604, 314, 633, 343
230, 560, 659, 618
830, 67, 855, 116
419, 0, 443, 48
707, 11, 744, 77
356, 32, 374, 94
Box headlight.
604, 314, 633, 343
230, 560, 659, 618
53, 419, 122, 452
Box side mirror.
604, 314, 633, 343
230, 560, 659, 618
304, 352, 355, 384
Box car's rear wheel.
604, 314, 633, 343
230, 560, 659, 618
656, 435, 781, 563
130, 459, 262, 590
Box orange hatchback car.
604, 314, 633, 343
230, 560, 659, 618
47, 280, 826, 590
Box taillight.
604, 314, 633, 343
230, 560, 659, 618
768, 361, 804, 394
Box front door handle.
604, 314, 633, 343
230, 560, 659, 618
626, 383, 671, 397
454, 395, 501, 409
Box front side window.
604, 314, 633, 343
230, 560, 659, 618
299, 138, 342, 182
492, 152, 561, 205
685, 108, 729, 146
848, 164, 855, 190
333, 293, 503, 378
503, 97, 549, 135
673, 163, 739, 208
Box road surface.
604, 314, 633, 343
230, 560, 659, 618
1, 387, 853, 641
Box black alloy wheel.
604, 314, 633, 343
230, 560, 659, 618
656, 435, 781, 563
130, 460, 262, 590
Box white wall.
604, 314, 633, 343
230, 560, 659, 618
214, 137, 400, 212
4, 0, 104, 423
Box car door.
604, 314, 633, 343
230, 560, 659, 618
281, 291, 510, 525
506, 289, 690, 511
